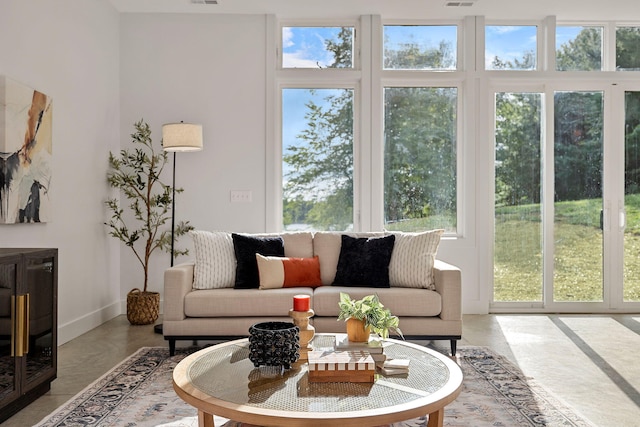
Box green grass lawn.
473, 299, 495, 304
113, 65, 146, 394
495, 196, 640, 302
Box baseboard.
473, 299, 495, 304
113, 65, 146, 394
57, 301, 121, 345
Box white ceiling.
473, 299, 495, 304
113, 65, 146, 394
108, 0, 640, 21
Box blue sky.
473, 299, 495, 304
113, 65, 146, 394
282, 27, 348, 68
485, 25, 537, 68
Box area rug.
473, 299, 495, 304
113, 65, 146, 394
35, 346, 594, 427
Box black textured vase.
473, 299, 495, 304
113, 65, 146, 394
248, 321, 300, 369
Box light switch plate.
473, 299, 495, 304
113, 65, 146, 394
230, 190, 252, 202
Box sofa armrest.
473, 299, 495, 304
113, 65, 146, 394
163, 262, 195, 322
433, 259, 462, 321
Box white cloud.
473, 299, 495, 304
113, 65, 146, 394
282, 51, 322, 68
489, 26, 520, 35
282, 27, 294, 48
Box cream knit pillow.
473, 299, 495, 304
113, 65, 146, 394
190, 230, 236, 289
388, 229, 444, 290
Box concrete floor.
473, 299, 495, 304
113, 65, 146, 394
3, 314, 640, 426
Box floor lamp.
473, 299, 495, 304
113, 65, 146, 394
162, 122, 204, 266
155, 122, 203, 334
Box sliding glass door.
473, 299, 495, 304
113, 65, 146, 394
624, 90, 640, 303
493, 87, 616, 310
552, 91, 604, 303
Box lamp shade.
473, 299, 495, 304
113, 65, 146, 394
162, 123, 203, 152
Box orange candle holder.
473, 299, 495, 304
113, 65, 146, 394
288, 308, 315, 361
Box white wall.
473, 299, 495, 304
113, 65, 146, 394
0, 0, 121, 344
119, 14, 484, 314
119, 14, 269, 300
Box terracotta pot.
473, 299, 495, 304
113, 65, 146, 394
346, 318, 371, 342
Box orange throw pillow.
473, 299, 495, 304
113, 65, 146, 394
256, 254, 323, 289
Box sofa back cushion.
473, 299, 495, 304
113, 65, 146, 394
255, 232, 314, 258
190, 230, 236, 289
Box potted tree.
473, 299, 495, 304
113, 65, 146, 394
105, 119, 193, 325
337, 292, 403, 341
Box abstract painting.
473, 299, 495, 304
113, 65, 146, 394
0, 76, 52, 224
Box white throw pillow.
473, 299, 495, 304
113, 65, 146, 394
388, 229, 444, 290
190, 230, 236, 289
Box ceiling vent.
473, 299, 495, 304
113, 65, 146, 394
192, 0, 218, 4
444, 1, 476, 6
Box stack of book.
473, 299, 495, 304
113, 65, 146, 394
334, 334, 411, 376
380, 358, 410, 376
335, 335, 387, 366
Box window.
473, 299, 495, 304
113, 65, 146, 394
556, 26, 603, 71
383, 87, 458, 232
282, 26, 354, 69
616, 26, 640, 71
383, 25, 457, 70
282, 88, 354, 231
485, 25, 537, 70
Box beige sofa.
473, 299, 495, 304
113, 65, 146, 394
163, 231, 462, 355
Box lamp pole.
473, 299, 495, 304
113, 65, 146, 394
170, 151, 176, 267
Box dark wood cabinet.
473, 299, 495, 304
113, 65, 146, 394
0, 248, 57, 423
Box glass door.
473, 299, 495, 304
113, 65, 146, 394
552, 90, 604, 303
624, 90, 640, 303
493, 87, 609, 310
494, 92, 544, 304
0, 255, 19, 406
493, 84, 640, 311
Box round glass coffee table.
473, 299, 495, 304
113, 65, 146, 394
173, 334, 463, 427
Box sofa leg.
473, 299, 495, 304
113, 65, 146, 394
450, 339, 457, 356
169, 339, 176, 356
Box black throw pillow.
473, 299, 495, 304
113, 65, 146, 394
333, 234, 396, 288
232, 234, 285, 289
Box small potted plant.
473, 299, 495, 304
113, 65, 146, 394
337, 292, 403, 341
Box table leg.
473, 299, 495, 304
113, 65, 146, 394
427, 408, 444, 427
197, 409, 214, 427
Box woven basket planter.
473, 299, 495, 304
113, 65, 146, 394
126, 289, 159, 325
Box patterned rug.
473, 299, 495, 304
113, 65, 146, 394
35, 346, 594, 427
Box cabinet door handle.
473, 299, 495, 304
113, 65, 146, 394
14, 294, 29, 357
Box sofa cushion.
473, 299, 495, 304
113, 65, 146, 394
184, 287, 314, 317
333, 235, 396, 288
388, 229, 444, 290
313, 232, 385, 285
312, 286, 442, 317
232, 234, 285, 289
256, 254, 322, 289
190, 230, 236, 289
